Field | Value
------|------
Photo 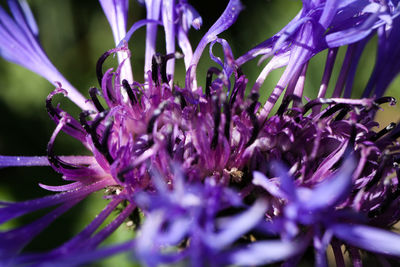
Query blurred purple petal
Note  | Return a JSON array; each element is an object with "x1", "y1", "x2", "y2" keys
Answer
[
  {"x1": 230, "y1": 239, "x2": 305, "y2": 266},
  {"x1": 332, "y1": 223, "x2": 400, "y2": 256}
]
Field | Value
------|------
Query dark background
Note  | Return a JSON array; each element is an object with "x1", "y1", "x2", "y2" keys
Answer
[{"x1": 0, "y1": 0, "x2": 399, "y2": 266}]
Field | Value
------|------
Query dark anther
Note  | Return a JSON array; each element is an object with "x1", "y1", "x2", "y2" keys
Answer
[
  {"x1": 47, "y1": 146, "x2": 80, "y2": 170},
  {"x1": 173, "y1": 87, "x2": 187, "y2": 109},
  {"x1": 166, "y1": 131, "x2": 174, "y2": 157},
  {"x1": 246, "y1": 93, "x2": 260, "y2": 147},
  {"x1": 96, "y1": 50, "x2": 113, "y2": 86},
  {"x1": 321, "y1": 103, "x2": 351, "y2": 119},
  {"x1": 224, "y1": 101, "x2": 231, "y2": 140},
  {"x1": 388, "y1": 124, "x2": 400, "y2": 140},
  {"x1": 151, "y1": 53, "x2": 176, "y2": 85},
  {"x1": 47, "y1": 134, "x2": 79, "y2": 170},
  {"x1": 80, "y1": 110, "x2": 114, "y2": 164},
  {"x1": 179, "y1": 92, "x2": 187, "y2": 109},
  {"x1": 345, "y1": 124, "x2": 357, "y2": 156},
  {"x1": 48, "y1": 155, "x2": 80, "y2": 170},
  {"x1": 205, "y1": 67, "x2": 222, "y2": 98},
  {"x1": 46, "y1": 94, "x2": 61, "y2": 119},
  {"x1": 365, "y1": 154, "x2": 389, "y2": 191},
  {"x1": 129, "y1": 207, "x2": 142, "y2": 231},
  {"x1": 303, "y1": 98, "x2": 335, "y2": 114},
  {"x1": 93, "y1": 112, "x2": 114, "y2": 164},
  {"x1": 230, "y1": 85, "x2": 239, "y2": 107},
  {"x1": 117, "y1": 165, "x2": 135, "y2": 182},
  {"x1": 147, "y1": 106, "x2": 165, "y2": 134},
  {"x1": 152, "y1": 53, "x2": 163, "y2": 85},
  {"x1": 79, "y1": 110, "x2": 95, "y2": 133},
  {"x1": 211, "y1": 96, "x2": 221, "y2": 150},
  {"x1": 374, "y1": 96, "x2": 397, "y2": 106},
  {"x1": 277, "y1": 95, "x2": 302, "y2": 116},
  {"x1": 101, "y1": 118, "x2": 114, "y2": 154},
  {"x1": 122, "y1": 79, "x2": 137, "y2": 106},
  {"x1": 237, "y1": 67, "x2": 244, "y2": 78},
  {"x1": 334, "y1": 125, "x2": 357, "y2": 171},
  {"x1": 371, "y1": 122, "x2": 396, "y2": 141},
  {"x1": 333, "y1": 105, "x2": 352, "y2": 121},
  {"x1": 368, "y1": 187, "x2": 400, "y2": 218},
  {"x1": 46, "y1": 94, "x2": 86, "y2": 136},
  {"x1": 89, "y1": 87, "x2": 105, "y2": 112},
  {"x1": 161, "y1": 53, "x2": 175, "y2": 83}
]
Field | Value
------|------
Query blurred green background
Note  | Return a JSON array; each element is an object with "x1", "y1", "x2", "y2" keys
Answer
[{"x1": 1, "y1": 0, "x2": 400, "y2": 266}]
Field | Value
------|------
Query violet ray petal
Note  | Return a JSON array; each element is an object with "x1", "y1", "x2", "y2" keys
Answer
[
  {"x1": 144, "y1": 0, "x2": 162, "y2": 73},
  {"x1": 332, "y1": 223, "x2": 400, "y2": 256},
  {"x1": 16, "y1": 199, "x2": 123, "y2": 265},
  {"x1": 206, "y1": 199, "x2": 268, "y2": 249},
  {"x1": 301, "y1": 157, "x2": 355, "y2": 211},
  {"x1": 252, "y1": 171, "x2": 287, "y2": 199},
  {"x1": 99, "y1": 0, "x2": 133, "y2": 82},
  {"x1": 86, "y1": 203, "x2": 135, "y2": 249},
  {"x1": 162, "y1": 0, "x2": 175, "y2": 78},
  {"x1": 49, "y1": 198, "x2": 122, "y2": 257},
  {"x1": 38, "y1": 182, "x2": 86, "y2": 192},
  {"x1": 179, "y1": 1, "x2": 202, "y2": 31},
  {"x1": 0, "y1": 155, "x2": 95, "y2": 169},
  {"x1": 27, "y1": 240, "x2": 135, "y2": 267},
  {"x1": 0, "y1": 1, "x2": 93, "y2": 111},
  {"x1": 0, "y1": 156, "x2": 49, "y2": 168},
  {"x1": 270, "y1": 162, "x2": 297, "y2": 201},
  {"x1": 229, "y1": 238, "x2": 306, "y2": 266},
  {"x1": 99, "y1": 0, "x2": 128, "y2": 44},
  {"x1": 0, "y1": 179, "x2": 111, "y2": 224},
  {"x1": 0, "y1": 198, "x2": 81, "y2": 261},
  {"x1": 190, "y1": 0, "x2": 243, "y2": 68},
  {"x1": 209, "y1": 38, "x2": 235, "y2": 90},
  {"x1": 9, "y1": 0, "x2": 38, "y2": 36},
  {"x1": 118, "y1": 19, "x2": 161, "y2": 47},
  {"x1": 318, "y1": 0, "x2": 341, "y2": 29},
  {"x1": 156, "y1": 217, "x2": 192, "y2": 246}
]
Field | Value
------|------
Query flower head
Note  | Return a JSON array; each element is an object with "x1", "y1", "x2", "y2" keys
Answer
[{"x1": 2, "y1": 0, "x2": 400, "y2": 266}]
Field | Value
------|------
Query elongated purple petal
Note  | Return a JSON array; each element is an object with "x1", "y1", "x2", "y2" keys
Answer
[
  {"x1": 190, "y1": 0, "x2": 243, "y2": 84},
  {"x1": 0, "y1": 179, "x2": 111, "y2": 224},
  {"x1": 99, "y1": 0, "x2": 133, "y2": 82},
  {"x1": 0, "y1": 0, "x2": 93, "y2": 111},
  {"x1": 0, "y1": 156, "x2": 95, "y2": 169},
  {"x1": 332, "y1": 223, "x2": 400, "y2": 256},
  {"x1": 229, "y1": 239, "x2": 305, "y2": 266},
  {"x1": 302, "y1": 158, "x2": 355, "y2": 211},
  {"x1": 207, "y1": 200, "x2": 268, "y2": 249},
  {"x1": 0, "y1": 198, "x2": 81, "y2": 260}
]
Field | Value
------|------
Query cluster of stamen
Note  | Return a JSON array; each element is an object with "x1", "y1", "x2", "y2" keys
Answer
[{"x1": 45, "y1": 50, "x2": 400, "y2": 231}]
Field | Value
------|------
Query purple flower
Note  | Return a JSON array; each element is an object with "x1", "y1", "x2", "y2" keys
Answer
[{"x1": 2, "y1": 0, "x2": 400, "y2": 266}]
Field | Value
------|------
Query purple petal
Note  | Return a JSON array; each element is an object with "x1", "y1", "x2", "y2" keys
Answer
[
  {"x1": 85, "y1": 203, "x2": 135, "y2": 249},
  {"x1": 20, "y1": 240, "x2": 135, "y2": 266},
  {"x1": 0, "y1": 155, "x2": 94, "y2": 169},
  {"x1": 144, "y1": 0, "x2": 162, "y2": 73},
  {"x1": 0, "y1": 179, "x2": 111, "y2": 224},
  {"x1": 99, "y1": 0, "x2": 128, "y2": 44},
  {"x1": 252, "y1": 171, "x2": 287, "y2": 199},
  {"x1": 0, "y1": 1, "x2": 93, "y2": 111},
  {"x1": 162, "y1": 0, "x2": 176, "y2": 79},
  {"x1": 99, "y1": 0, "x2": 133, "y2": 82},
  {"x1": 0, "y1": 156, "x2": 49, "y2": 168},
  {"x1": 229, "y1": 238, "x2": 305, "y2": 266},
  {"x1": 332, "y1": 223, "x2": 400, "y2": 256},
  {"x1": 270, "y1": 162, "x2": 297, "y2": 201},
  {"x1": 302, "y1": 157, "x2": 355, "y2": 211},
  {"x1": 0, "y1": 198, "x2": 81, "y2": 260},
  {"x1": 190, "y1": 0, "x2": 243, "y2": 69},
  {"x1": 207, "y1": 200, "x2": 268, "y2": 249}
]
